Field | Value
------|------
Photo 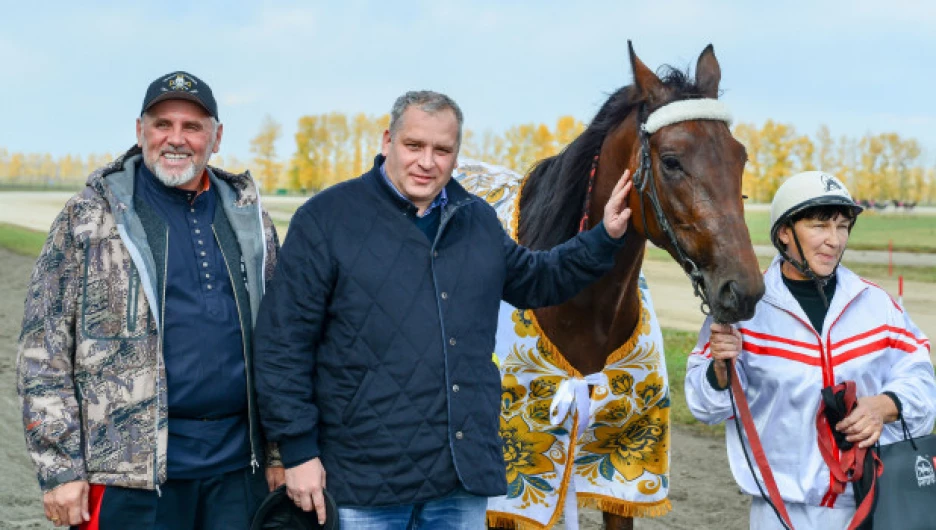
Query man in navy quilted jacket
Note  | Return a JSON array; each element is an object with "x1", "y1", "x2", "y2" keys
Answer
[{"x1": 253, "y1": 91, "x2": 634, "y2": 529}]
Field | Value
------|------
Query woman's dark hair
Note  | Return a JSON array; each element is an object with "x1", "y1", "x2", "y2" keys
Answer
[{"x1": 789, "y1": 204, "x2": 858, "y2": 225}]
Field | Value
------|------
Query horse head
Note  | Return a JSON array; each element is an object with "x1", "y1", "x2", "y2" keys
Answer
[{"x1": 617, "y1": 42, "x2": 765, "y2": 323}]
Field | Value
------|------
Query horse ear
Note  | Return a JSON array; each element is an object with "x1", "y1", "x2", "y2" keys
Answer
[
  {"x1": 628, "y1": 41, "x2": 664, "y2": 104},
  {"x1": 695, "y1": 44, "x2": 721, "y2": 98}
]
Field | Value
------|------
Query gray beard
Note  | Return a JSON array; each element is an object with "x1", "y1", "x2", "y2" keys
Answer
[{"x1": 150, "y1": 159, "x2": 197, "y2": 188}]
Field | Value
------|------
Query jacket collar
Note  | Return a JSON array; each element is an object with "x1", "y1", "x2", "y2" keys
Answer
[
  {"x1": 88, "y1": 145, "x2": 260, "y2": 210},
  {"x1": 367, "y1": 154, "x2": 476, "y2": 213},
  {"x1": 762, "y1": 254, "x2": 869, "y2": 335}
]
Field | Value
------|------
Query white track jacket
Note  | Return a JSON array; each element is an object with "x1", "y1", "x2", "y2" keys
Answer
[{"x1": 685, "y1": 256, "x2": 936, "y2": 508}]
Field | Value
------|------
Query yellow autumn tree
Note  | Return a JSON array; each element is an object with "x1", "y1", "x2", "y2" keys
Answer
[
  {"x1": 554, "y1": 115, "x2": 585, "y2": 150},
  {"x1": 249, "y1": 115, "x2": 283, "y2": 193}
]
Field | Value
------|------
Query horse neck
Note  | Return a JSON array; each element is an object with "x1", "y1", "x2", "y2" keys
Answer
[{"x1": 533, "y1": 122, "x2": 648, "y2": 375}]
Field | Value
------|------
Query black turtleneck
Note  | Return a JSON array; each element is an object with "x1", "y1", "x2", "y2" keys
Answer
[{"x1": 782, "y1": 274, "x2": 837, "y2": 335}]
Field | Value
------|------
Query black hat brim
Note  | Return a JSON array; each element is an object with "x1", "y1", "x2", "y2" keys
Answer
[{"x1": 250, "y1": 485, "x2": 339, "y2": 530}]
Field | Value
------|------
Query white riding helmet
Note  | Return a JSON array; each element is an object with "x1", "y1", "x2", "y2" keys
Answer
[{"x1": 769, "y1": 171, "x2": 863, "y2": 252}]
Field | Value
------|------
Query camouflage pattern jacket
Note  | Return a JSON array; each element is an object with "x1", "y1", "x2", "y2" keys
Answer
[{"x1": 17, "y1": 147, "x2": 280, "y2": 492}]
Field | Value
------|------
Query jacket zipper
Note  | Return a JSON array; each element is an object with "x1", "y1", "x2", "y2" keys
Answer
[
  {"x1": 818, "y1": 295, "x2": 861, "y2": 507},
  {"x1": 155, "y1": 230, "x2": 169, "y2": 497},
  {"x1": 213, "y1": 225, "x2": 259, "y2": 472}
]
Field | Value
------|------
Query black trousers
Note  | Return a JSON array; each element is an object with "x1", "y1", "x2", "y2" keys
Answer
[{"x1": 73, "y1": 466, "x2": 268, "y2": 530}]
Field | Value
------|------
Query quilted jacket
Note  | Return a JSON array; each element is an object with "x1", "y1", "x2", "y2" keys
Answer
[
  {"x1": 17, "y1": 147, "x2": 280, "y2": 492},
  {"x1": 254, "y1": 155, "x2": 626, "y2": 507}
]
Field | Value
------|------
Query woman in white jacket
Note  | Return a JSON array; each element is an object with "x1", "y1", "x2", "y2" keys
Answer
[{"x1": 685, "y1": 171, "x2": 936, "y2": 529}]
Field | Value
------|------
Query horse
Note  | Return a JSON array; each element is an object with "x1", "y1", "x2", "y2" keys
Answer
[{"x1": 459, "y1": 42, "x2": 765, "y2": 529}]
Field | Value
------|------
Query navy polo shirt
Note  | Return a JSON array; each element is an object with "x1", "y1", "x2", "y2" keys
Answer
[{"x1": 136, "y1": 164, "x2": 250, "y2": 479}]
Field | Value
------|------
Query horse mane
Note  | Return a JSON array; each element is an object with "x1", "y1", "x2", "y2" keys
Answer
[{"x1": 518, "y1": 67, "x2": 708, "y2": 250}]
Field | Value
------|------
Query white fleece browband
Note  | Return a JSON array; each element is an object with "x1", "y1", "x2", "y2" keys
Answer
[{"x1": 642, "y1": 99, "x2": 732, "y2": 134}]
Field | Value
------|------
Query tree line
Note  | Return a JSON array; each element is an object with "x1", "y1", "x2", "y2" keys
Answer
[{"x1": 3, "y1": 116, "x2": 935, "y2": 204}]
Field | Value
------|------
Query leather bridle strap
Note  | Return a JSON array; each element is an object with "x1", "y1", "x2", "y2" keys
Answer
[{"x1": 728, "y1": 358, "x2": 795, "y2": 528}]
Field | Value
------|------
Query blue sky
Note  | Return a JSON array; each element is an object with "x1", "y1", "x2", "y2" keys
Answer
[{"x1": 3, "y1": 0, "x2": 935, "y2": 167}]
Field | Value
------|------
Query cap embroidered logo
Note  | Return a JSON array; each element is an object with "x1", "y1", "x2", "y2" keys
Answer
[{"x1": 164, "y1": 73, "x2": 196, "y2": 93}]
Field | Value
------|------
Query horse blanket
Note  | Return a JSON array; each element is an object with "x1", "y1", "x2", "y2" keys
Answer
[{"x1": 454, "y1": 159, "x2": 672, "y2": 529}]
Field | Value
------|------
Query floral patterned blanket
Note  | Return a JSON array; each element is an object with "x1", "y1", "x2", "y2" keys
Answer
[{"x1": 454, "y1": 158, "x2": 672, "y2": 529}]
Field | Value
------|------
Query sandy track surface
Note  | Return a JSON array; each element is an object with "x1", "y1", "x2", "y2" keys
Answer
[
  {"x1": 0, "y1": 248, "x2": 749, "y2": 529},
  {"x1": 1, "y1": 191, "x2": 934, "y2": 528}
]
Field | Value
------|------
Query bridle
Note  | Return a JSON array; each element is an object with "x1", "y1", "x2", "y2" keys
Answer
[{"x1": 579, "y1": 97, "x2": 733, "y2": 316}]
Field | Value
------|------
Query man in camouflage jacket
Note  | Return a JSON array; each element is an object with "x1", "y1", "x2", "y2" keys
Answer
[{"x1": 17, "y1": 71, "x2": 281, "y2": 529}]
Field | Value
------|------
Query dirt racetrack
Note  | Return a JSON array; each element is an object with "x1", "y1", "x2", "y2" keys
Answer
[
  {"x1": 2, "y1": 191, "x2": 934, "y2": 528},
  {"x1": 0, "y1": 249, "x2": 748, "y2": 529}
]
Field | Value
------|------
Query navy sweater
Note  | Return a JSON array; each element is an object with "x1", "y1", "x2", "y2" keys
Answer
[{"x1": 254, "y1": 156, "x2": 625, "y2": 507}]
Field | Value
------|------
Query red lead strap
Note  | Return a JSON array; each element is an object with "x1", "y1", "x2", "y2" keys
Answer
[
  {"x1": 732, "y1": 372, "x2": 883, "y2": 530},
  {"x1": 815, "y1": 381, "x2": 883, "y2": 530},
  {"x1": 728, "y1": 358, "x2": 795, "y2": 528}
]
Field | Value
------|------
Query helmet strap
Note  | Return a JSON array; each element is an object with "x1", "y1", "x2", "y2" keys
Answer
[{"x1": 781, "y1": 221, "x2": 834, "y2": 310}]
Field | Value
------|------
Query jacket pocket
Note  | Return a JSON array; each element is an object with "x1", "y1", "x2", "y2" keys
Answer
[
  {"x1": 341, "y1": 369, "x2": 377, "y2": 424},
  {"x1": 80, "y1": 247, "x2": 150, "y2": 341},
  {"x1": 77, "y1": 367, "x2": 155, "y2": 476}
]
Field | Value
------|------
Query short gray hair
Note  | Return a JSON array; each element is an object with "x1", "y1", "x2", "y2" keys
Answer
[{"x1": 389, "y1": 90, "x2": 464, "y2": 145}]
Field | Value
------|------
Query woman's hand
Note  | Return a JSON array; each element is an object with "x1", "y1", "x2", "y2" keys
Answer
[{"x1": 709, "y1": 323, "x2": 742, "y2": 389}]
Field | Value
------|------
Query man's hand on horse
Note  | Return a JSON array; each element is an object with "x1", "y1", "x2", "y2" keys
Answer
[
  {"x1": 602, "y1": 169, "x2": 634, "y2": 239},
  {"x1": 709, "y1": 323, "x2": 742, "y2": 389},
  {"x1": 286, "y1": 457, "x2": 328, "y2": 525}
]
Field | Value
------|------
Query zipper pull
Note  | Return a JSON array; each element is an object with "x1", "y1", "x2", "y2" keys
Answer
[
  {"x1": 250, "y1": 455, "x2": 259, "y2": 474},
  {"x1": 240, "y1": 259, "x2": 249, "y2": 287},
  {"x1": 155, "y1": 484, "x2": 162, "y2": 497}
]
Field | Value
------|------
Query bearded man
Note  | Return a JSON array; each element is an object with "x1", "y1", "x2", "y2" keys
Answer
[{"x1": 17, "y1": 71, "x2": 283, "y2": 529}]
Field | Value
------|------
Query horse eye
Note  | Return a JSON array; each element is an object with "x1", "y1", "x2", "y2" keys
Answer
[{"x1": 661, "y1": 155, "x2": 681, "y2": 172}]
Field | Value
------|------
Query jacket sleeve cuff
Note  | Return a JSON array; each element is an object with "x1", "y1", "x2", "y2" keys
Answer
[
  {"x1": 40, "y1": 468, "x2": 86, "y2": 493},
  {"x1": 595, "y1": 220, "x2": 627, "y2": 247},
  {"x1": 278, "y1": 431, "x2": 320, "y2": 469},
  {"x1": 265, "y1": 441, "x2": 283, "y2": 468},
  {"x1": 706, "y1": 360, "x2": 729, "y2": 391}
]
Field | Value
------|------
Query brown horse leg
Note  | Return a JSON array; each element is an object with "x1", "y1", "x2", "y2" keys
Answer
[{"x1": 602, "y1": 513, "x2": 634, "y2": 530}]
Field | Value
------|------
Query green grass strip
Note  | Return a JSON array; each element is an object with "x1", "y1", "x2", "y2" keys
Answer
[{"x1": 0, "y1": 223, "x2": 46, "y2": 257}]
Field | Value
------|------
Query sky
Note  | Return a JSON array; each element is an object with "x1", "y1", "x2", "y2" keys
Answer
[{"x1": 3, "y1": 0, "x2": 936, "y2": 168}]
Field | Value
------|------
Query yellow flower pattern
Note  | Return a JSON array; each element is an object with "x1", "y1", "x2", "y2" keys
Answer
[
  {"x1": 501, "y1": 415, "x2": 557, "y2": 487},
  {"x1": 608, "y1": 371, "x2": 635, "y2": 395},
  {"x1": 511, "y1": 309, "x2": 537, "y2": 338},
  {"x1": 636, "y1": 372, "x2": 664, "y2": 407},
  {"x1": 582, "y1": 407, "x2": 669, "y2": 482},
  {"x1": 453, "y1": 161, "x2": 671, "y2": 527}
]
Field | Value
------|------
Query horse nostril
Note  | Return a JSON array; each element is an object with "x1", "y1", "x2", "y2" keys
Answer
[{"x1": 719, "y1": 280, "x2": 741, "y2": 312}]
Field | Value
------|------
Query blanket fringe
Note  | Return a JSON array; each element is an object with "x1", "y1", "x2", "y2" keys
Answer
[
  {"x1": 486, "y1": 512, "x2": 521, "y2": 529},
  {"x1": 578, "y1": 495, "x2": 672, "y2": 518},
  {"x1": 487, "y1": 497, "x2": 672, "y2": 529}
]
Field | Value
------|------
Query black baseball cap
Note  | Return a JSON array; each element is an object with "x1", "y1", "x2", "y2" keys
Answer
[{"x1": 141, "y1": 71, "x2": 219, "y2": 120}]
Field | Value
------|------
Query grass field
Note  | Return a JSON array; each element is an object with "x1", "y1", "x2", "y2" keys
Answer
[
  {"x1": 645, "y1": 246, "x2": 936, "y2": 283},
  {"x1": 267, "y1": 203, "x2": 936, "y2": 253},
  {"x1": 745, "y1": 210, "x2": 936, "y2": 253},
  {"x1": 662, "y1": 328, "x2": 723, "y2": 433},
  {"x1": 0, "y1": 223, "x2": 46, "y2": 257}
]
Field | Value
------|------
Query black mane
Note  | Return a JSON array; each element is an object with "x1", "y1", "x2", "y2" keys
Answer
[{"x1": 518, "y1": 67, "x2": 707, "y2": 250}]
